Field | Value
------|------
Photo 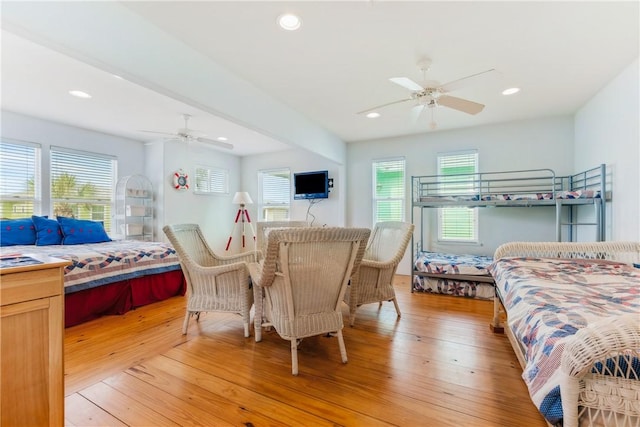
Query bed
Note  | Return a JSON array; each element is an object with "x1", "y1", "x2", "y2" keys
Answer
[
  {"x1": 412, "y1": 250, "x2": 495, "y2": 299},
  {"x1": 0, "y1": 240, "x2": 185, "y2": 327},
  {"x1": 410, "y1": 164, "x2": 607, "y2": 297},
  {"x1": 489, "y1": 241, "x2": 640, "y2": 427}
]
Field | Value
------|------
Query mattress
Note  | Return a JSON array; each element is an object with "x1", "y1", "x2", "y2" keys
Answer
[
  {"x1": 412, "y1": 275, "x2": 495, "y2": 299},
  {"x1": 414, "y1": 251, "x2": 493, "y2": 276},
  {"x1": 0, "y1": 240, "x2": 181, "y2": 294},
  {"x1": 489, "y1": 257, "x2": 640, "y2": 425}
]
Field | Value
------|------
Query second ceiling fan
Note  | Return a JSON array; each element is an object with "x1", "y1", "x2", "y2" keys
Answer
[{"x1": 358, "y1": 59, "x2": 497, "y2": 129}]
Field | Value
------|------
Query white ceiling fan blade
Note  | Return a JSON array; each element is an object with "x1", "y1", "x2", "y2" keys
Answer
[
  {"x1": 439, "y1": 69, "x2": 498, "y2": 93},
  {"x1": 357, "y1": 98, "x2": 412, "y2": 115},
  {"x1": 389, "y1": 77, "x2": 424, "y2": 91},
  {"x1": 437, "y1": 95, "x2": 485, "y2": 115},
  {"x1": 411, "y1": 104, "x2": 426, "y2": 123},
  {"x1": 195, "y1": 136, "x2": 234, "y2": 150}
]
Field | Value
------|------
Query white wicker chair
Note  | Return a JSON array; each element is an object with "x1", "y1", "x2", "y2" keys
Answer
[
  {"x1": 248, "y1": 227, "x2": 370, "y2": 375},
  {"x1": 163, "y1": 223, "x2": 258, "y2": 337},
  {"x1": 344, "y1": 221, "x2": 414, "y2": 326},
  {"x1": 255, "y1": 220, "x2": 309, "y2": 255}
]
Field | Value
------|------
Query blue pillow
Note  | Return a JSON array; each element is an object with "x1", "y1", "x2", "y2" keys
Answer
[
  {"x1": 57, "y1": 217, "x2": 111, "y2": 245},
  {"x1": 0, "y1": 218, "x2": 37, "y2": 246},
  {"x1": 32, "y1": 215, "x2": 63, "y2": 246}
]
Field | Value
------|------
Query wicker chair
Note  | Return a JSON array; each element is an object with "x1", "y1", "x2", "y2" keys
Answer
[
  {"x1": 248, "y1": 227, "x2": 370, "y2": 375},
  {"x1": 255, "y1": 220, "x2": 309, "y2": 255},
  {"x1": 344, "y1": 221, "x2": 414, "y2": 326},
  {"x1": 163, "y1": 223, "x2": 258, "y2": 337}
]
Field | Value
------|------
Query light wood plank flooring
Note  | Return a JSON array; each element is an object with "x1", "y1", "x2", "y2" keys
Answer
[{"x1": 64, "y1": 275, "x2": 547, "y2": 426}]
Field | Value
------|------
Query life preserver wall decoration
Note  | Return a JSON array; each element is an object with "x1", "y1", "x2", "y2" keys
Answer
[{"x1": 173, "y1": 170, "x2": 189, "y2": 190}]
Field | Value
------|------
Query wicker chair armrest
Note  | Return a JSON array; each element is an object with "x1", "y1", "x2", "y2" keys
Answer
[
  {"x1": 248, "y1": 261, "x2": 265, "y2": 287},
  {"x1": 188, "y1": 260, "x2": 249, "y2": 277},
  {"x1": 214, "y1": 250, "x2": 260, "y2": 265},
  {"x1": 561, "y1": 313, "x2": 640, "y2": 378},
  {"x1": 360, "y1": 258, "x2": 396, "y2": 270}
]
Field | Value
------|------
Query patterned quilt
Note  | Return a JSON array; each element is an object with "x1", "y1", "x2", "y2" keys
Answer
[
  {"x1": 414, "y1": 251, "x2": 493, "y2": 276},
  {"x1": 489, "y1": 257, "x2": 640, "y2": 425},
  {"x1": 419, "y1": 189, "x2": 600, "y2": 203},
  {"x1": 0, "y1": 240, "x2": 181, "y2": 294}
]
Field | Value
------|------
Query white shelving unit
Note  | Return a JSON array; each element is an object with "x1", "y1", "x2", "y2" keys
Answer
[{"x1": 114, "y1": 174, "x2": 154, "y2": 241}]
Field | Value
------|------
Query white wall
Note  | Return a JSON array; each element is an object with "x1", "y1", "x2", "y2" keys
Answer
[
  {"x1": 241, "y1": 148, "x2": 345, "y2": 227},
  {"x1": 1, "y1": 110, "x2": 145, "y2": 215},
  {"x1": 574, "y1": 58, "x2": 640, "y2": 241},
  {"x1": 348, "y1": 116, "x2": 575, "y2": 273},
  {"x1": 146, "y1": 139, "x2": 244, "y2": 253}
]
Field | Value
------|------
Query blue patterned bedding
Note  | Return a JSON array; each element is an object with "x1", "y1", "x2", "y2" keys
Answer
[
  {"x1": 0, "y1": 240, "x2": 181, "y2": 294},
  {"x1": 419, "y1": 189, "x2": 600, "y2": 203},
  {"x1": 489, "y1": 257, "x2": 640, "y2": 425},
  {"x1": 414, "y1": 251, "x2": 493, "y2": 275}
]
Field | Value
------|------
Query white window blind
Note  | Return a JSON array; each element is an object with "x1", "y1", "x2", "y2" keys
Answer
[
  {"x1": 0, "y1": 139, "x2": 41, "y2": 217},
  {"x1": 437, "y1": 151, "x2": 478, "y2": 242},
  {"x1": 50, "y1": 146, "x2": 116, "y2": 230},
  {"x1": 372, "y1": 157, "x2": 405, "y2": 223},
  {"x1": 194, "y1": 165, "x2": 228, "y2": 195},
  {"x1": 258, "y1": 168, "x2": 290, "y2": 220}
]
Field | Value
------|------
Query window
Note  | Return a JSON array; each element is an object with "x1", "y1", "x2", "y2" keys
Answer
[
  {"x1": 258, "y1": 168, "x2": 290, "y2": 220},
  {"x1": 372, "y1": 157, "x2": 405, "y2": 223},
  {"x1": 50, "y1": 146, "x2": 116, "y2": 231},
  {"x1": 0, "y1": 139, "x2": 41, "y2": 218},
  {"x1": 437, "y1": 150, "x2": 478, "y2": 242},
  {"x1": 194, "y1": 165, "x2": 228, "y2": 195}
]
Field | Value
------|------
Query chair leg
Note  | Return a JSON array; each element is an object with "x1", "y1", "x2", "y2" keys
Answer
[
  {"x1": 243, "y1": 322, "x2": 250, "y2": 338},
  {"x1": 182, "y1": 311, "x2": 191, "y2": 335},
  {"x1": 337, "y1": 329, "x2": 348, "y2": 364},
  {"x1": 291, "y1": 339, "x2": 299, "y2": 375},
  {"x1": 391, "y1": 297, "x2": 401, "y2": 318},
  {"x1": 349, "y1": 308, "x2": 356, "y2": 327}
]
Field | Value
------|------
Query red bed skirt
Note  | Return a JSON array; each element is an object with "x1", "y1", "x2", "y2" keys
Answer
[{"x1": 64, "y1": 270, "x2": 186, "y2": 327}]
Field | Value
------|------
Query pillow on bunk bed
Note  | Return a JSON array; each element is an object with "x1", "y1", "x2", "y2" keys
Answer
[
  {"x1": 57, "y1": 216, "x2": 111, "y2": 245},
  {"x1": 32, "y1": 215, "x2": 63, "y2": 246},
  {"x1": 0, "y1": 217, "x2": 37, "y2": 246}
]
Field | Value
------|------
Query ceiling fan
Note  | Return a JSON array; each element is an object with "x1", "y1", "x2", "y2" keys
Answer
[
  {"x1": 358, "y1": 59, "x2": 497, "y2": 129},
  {"x1": 139, "y1": 114, "x2": 233, "y2": 150}
]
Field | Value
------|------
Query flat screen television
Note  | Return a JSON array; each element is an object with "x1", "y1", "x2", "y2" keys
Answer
[{"x1": 293, "y1": 170, "x2": 329, "y2": 200}]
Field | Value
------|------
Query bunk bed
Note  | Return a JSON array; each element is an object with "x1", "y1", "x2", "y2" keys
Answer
[{"x1": 411, "y1": 164, "x2": 607, "y2": 295}]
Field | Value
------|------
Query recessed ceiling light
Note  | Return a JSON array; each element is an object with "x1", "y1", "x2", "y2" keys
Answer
[
  {"x1": 217, "y1": 136, "x2": 228, "y2": 141},
  {"x1": 366, "y1": 112, "x2": 381, "y2": 119},
  {"x1": 278, "y1": 13, "x2": 302, "y2": 31},
  {"x1": 68, "y1": 90, "x2": 92, "y2": 99},
  {"x1": 502, "y1": 87, "x2": 521, "y2": 95}
]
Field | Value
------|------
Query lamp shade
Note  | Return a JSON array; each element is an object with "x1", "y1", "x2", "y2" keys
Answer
[{"x1": 232, "y1": 191, "x2": 253, "y2": 205}]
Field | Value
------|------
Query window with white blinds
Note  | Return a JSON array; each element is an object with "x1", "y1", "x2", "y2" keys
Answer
[
  {"x1": 258, "y1": 168, "x2": 290, "y2": 220},
  {"x1": 50, "y1": 146, "x2": 116, "y2": 230},
  {"x1": 372, "y1": 157, "x2": 405, "y2": 223},
  {"x1": 194, "y1": 165, "x2": 228, "y2": 195},
  {"x1": 437, "y1": 150, "x2": 478, "y2": 242},
  {"x1": 0, "y1": 139, "x2": 41, "y2": 218}
]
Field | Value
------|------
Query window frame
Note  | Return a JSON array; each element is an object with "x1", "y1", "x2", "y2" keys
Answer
[
  {"x1": 193, "y1": 164, "x2": 229, "y2": 195},
  {"x1": 258, "y1": 168, "x2": 291, "y2": 221},
  {"x1": 49, "y1": 145, "x2": 117, "y2": 231},
  {"x1": 372, "y1": 157, "x2": 406, "y2": 224},
  {"x1": 0, "y1": 138, "x2": 42, "y2": 218},
  {"x1": 436, "y1": 150, "x2": 479, "y2": 243}
]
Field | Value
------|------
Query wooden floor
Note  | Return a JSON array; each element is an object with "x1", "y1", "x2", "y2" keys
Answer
[{"x1": 64, "y1": 275, "x2": 547, "y2": 427}]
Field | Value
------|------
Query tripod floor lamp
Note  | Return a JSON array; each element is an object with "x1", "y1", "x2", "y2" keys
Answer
[{"x1": 225, "y1": 191, "x2": 257, "y2": 253}]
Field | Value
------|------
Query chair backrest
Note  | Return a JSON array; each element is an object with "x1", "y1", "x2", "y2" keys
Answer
[
  {"x1": 364, "y1": 221, "x2": 415, "y2": 263},
  {"x1": 260, "y1": 227, "x2": 370, "y2": 315},
  {"x1": 255, "y1": 221, "x2": 309, "y2": 255},
  {"x1": 163, "y1": 223, "x2": 218, "y2": 268}
]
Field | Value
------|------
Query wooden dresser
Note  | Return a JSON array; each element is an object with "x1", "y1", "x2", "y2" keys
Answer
[{"x1": 0, "y1": 254, "x2": 69, "y2": 427}]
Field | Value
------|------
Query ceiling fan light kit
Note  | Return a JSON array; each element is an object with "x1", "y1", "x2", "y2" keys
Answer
[{"x1": 359, "y1": 58, "x2": 497, "y2": 129}]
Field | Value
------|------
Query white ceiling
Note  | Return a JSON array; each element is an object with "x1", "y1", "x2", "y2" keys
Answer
[{"x1": 1, "y1": 1, "x2": 639, "y2": 156}]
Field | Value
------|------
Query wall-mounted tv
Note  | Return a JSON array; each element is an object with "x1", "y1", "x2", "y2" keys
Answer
[{"x1": 293, "y1": 170, "x2": 329, "y2": 200}]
